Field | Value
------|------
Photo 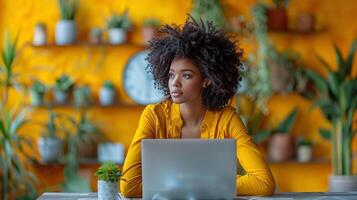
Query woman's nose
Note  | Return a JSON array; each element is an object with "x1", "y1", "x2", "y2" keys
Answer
[{"x1": 172, "y1": 75, "x2": 181, "y2": 87}]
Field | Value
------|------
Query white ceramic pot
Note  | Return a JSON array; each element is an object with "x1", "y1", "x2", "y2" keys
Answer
[
  {"x1": 297, "y1": 145, "x2": 312, "y2": 162},
  {"x1": 329, "y1": 175, "x2": 357, "y2": 192},
  {"x1": 38, "y1": 137, "x2": 63, "y2": 163},
  {"x1": 55, "y1": 20, "x2": 77, "y2": 45},
  {"x1": 30, "y1": 91, "x2": 45, "y2": 106},
  {"x1": 33, "y1": 24, "x2": 47, "y2": 46},
  {"x1": 108, "y1": 28, "x2": 126, "y2": 44},
  {"x1": 99, "y1": 87, "x2": 116, "y2": 106},
  {"x1": 54, "y1": 90, "x2": 68, "y2": 105},
  {"x1": 98, "y1": 180, "x2": 119, "y2": 200}
]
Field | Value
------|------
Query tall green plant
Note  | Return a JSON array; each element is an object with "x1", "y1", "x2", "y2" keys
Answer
[
  {"x1": 0, "y1": 32, "x2": 37, "y2": 200},
  {"x1": 307, "y1": 39, "x2": 357, "y2": 176},
  {"x1": 57, "y1": 0, "x2": 79, "y2": 20}
]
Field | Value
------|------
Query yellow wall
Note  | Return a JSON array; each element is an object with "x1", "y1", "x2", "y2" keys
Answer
[{"x1": 1, "y1": 0, "x2": 357, "y2": 193}]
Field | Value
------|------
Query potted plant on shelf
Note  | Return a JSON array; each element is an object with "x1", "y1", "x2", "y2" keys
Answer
[
  {"x1": 99, "y1": 80, "x2": 116, "y2": 106},
  {"x1": 55, "y1": 0, "x2": 79, "y2": 45},
  {"x1": 30, "y1": 80, "x2": 46, "y2": 106},
  {"x1": 307, "y1": 39, "x2": 357, "y2": 191},
  {"x1": 106, "y1": 10, "x2": 131, "y2": 45},
  {"x1": 38, "y1": 110, "x2": 63, "y2": 163},
  {"x1": 73, "y1": 85, "x2": 92, "y2": 107},
  {"x1": 53, "y1": 74, "x2": 74, "y2": 105},
  {"x1": 296, "y1": 138, "x2": 313, "y2": 163},
  {"x1": 255, "y1": 108, "x2": 298, "y2": 162},
  {"x1": 142, "y1": 18, "x2": 160, "y2": 46},
  {"x1": 266, "y1": 0, "x2": 289, "y2": 31},
  {"x1": 33, "y1": 22, "x2": 47, "y2": 46},
  {"x1": 95, "y1": 162, "x2": 122, "y2": 200},
  {"x1": 89, "y1": 27, "x2": 103, "y2": 44}
]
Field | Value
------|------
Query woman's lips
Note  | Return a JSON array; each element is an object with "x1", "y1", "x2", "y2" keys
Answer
[{"x1": 171, "y1": 91, "x2": 183, "y2": 97}]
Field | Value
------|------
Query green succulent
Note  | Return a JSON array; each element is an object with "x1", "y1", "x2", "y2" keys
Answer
[
  {"x1": 95, "y1": 162, "x2": 121, "y2": 182},
  {"x1": 143, "y1": 18, "x2": 160, "y2": 27},
  {"x1": 30, "y1": 80, "x2": 46, "y2": 94},
  {"x1": 106, "y1": 10, "x2": 131, "y2": 30},
  {"x1": 57, "y1": 0, "x2": 79, "y2": 20},
  {"x1": 54, "y1": 74, "x2": 74, "y2": 92},
  {"x1": 102, "y1": 81, "x2": 114, "y2": 89}
]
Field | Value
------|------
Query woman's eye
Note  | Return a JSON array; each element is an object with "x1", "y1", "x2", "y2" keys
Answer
[
  {"x1": 169, "y1": 73, "x2": 175, "y2": 79},
  {"x1": 183, "y1": 74, "x2": 192, "y2": 79}
]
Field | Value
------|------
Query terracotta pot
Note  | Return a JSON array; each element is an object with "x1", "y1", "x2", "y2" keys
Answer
[
  {"x1": 268, "y1": 60, "x2": 293, "y2": 94},
  {"x1": 142, "y1": 26, "x2": 158, "y2": 46},
  {"x1": 269, "y1": 133, "x2": 294, "y2": 162},
  {"x1": 77, "y1": 139, "x2": 97, "y2": 158},
  {"x1": 266, "y1": 8, "x2": 288, "y2": 31},
  {"x1": 296, "y1": 13, "x2": 315, "y2": 32}
]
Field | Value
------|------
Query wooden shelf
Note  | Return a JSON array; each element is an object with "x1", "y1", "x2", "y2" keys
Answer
[
  {"x1": 30, "y1": 42, "x2": 146, "y2": 49},
  {"x1": 27, "y1": 102, "x2": 145, "y2": 110}
]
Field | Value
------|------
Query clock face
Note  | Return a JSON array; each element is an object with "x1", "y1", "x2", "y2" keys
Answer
[{"x1": 123, "y1": 50, "x2": 165, "y2": 105}]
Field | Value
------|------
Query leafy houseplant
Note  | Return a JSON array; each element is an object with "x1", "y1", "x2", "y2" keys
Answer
[
  {"x1": 55, "y1": 0, "x2": 79, "y2": 45},
  {"x1": 99, "y1": 81, "x2": 116, "y2": 106},
  {"x1": 1, "y1": 32, "x2": 37, "y2": 200},
  {"x1": 307, "y1": 39, "x2": 357, "y2": 191},
  {"x1": 54, "y1": 74, "x2": 74, "y2": 104},
  {"x1": 257, "y1": 108, "x2": 298, "y2": 162},
  {"x1": 38, "y1": 110, "x2": 63, "y2": 163},
  {"x1": 95, "y1": 162, "x2": 121, "y2": 200},
  {"x1": 106, "y1": 10, "x2": 131, "y2": 44},
  {"x1": 30, "y1": 80, "x2": 46, "y2": 106},
  {"x1": 73, "y1": 85, "x2": 92, "y2": 107}
]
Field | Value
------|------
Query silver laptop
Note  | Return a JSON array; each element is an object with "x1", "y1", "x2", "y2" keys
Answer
[{"x1": 142, "y1": 139, "x2": 237, "y2": 200}]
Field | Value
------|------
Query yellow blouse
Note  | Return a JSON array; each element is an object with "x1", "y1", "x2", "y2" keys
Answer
[{"x1": 120, "y1": 100, "x2": 275, "y2": 197}]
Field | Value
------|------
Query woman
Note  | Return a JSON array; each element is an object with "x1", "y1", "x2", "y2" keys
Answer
[{"x1": 120, "y1": 17, "x2": 275, "y2": 197}]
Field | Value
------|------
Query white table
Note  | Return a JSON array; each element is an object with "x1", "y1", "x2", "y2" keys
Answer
[{"x1": 37, "y1": 192, "x2": 357, "y2": 200}]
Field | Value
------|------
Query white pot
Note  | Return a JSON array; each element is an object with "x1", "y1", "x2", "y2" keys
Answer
[
  {"x1": 297, "y1": 145, "x2": 312, "y2": 162},
  {"x1": 30, "y1": 91, "x2": 45, "y2": 106},
  {"x1": 54, "y1": 90, "x2": 69, "y2": 105},
  {"x1": 38, "y1": 137, "x2": 63, "y2": 163},
  {"x1": 329, "y1": 175, "x2": 357, "y2": 192},
  {"x1": 99, "y1": 87, "x2": 116, "y2": 106},
  {"x1": 98, "y1": 180, "x2": 119, "y2": 200},
  {"x1": 108, "y1": 28, "x2": 126, "y2": 44},
  {"x1": 55, "y1": 20, "x2": 77, "y2": 45},
  {"x1": 33, "y1": 24, "x2": 47, "y2": 46}
]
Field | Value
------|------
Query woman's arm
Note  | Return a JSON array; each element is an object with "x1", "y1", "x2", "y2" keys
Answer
[
  {"x1": 229, "y1": 113, "x2": 276, "y2": 196},
  {"x1": 120, "y1": 105, "x2": 156, "y2": 197}
]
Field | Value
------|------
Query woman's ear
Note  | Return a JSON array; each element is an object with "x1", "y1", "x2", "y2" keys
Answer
[{"x1": 203, "y1": 79, "x2": 212, "y2": 88}]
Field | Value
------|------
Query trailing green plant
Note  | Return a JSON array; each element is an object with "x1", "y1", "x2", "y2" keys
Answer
[
  {"x1": 54, "y1": 74, "x2": 74, "y2": 92},
  {"x1": 190, "y1": 0, "x2": 227, "y2": 29},
  {"x1": 143, "y1": 18, "x2": 160, "y2": 27},
  {"x1": 307, "y1": 39, "x2": 357, "y2": 176},
  {"x1": 57, "y1": 0, "x2": 79, "y2": 20},
  {"x1": 106, "y1": 10, "x2": 131, "y2": 30},
  {"x1": 41, "y1": 109, "x2": 59, "y2": 138},
  {"x1": 95, "y1": 162, "x2": 121, "y2": 182},
  {"x1": 254, "y1": 108, "x2": 298, "y2": 144}
]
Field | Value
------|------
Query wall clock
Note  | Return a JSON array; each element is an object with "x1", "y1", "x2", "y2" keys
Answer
[{"x1": 123, "y1": 50, "x2": 164, "y2": 105}]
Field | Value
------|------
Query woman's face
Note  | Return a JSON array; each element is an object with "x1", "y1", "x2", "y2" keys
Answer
[{"x1": 168, "y1": 57, "x2": 205, "y2": 104}]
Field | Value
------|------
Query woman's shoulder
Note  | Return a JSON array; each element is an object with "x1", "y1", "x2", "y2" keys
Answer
[
  {"x1": 144, "y1": 99, "x2": 172, "y2": 116},
  {"x1": 213, "y1": 105, "x2": 239, "y2": 117}
]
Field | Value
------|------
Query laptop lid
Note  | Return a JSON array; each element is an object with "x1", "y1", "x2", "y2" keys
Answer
[{"x1": 142, "y1": 139, "x2": 237, "y2": 200}]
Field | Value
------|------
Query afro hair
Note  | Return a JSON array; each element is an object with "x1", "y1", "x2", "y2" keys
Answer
[{"x1": 146, "y1": 17, "x2": 244, "y2": 110}]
